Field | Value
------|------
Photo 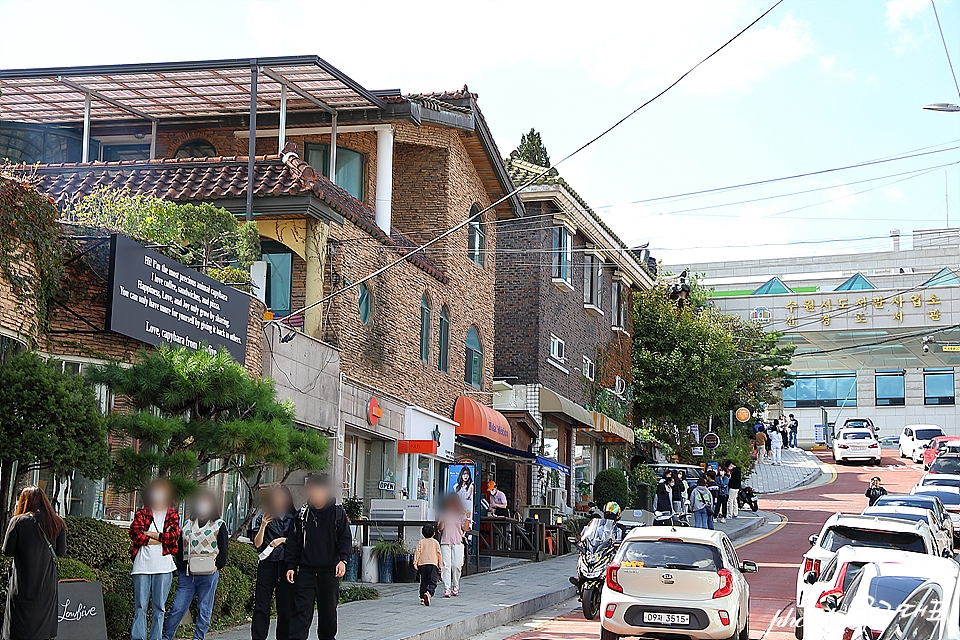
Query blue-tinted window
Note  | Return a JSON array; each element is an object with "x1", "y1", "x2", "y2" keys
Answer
[
  {"x1": 358, "y1": 283, "x2": 372, "y2": 325},
  {"x1": 752, "y1": 277, "x2": 790, "y2": 295},
  {"x1": 876, "y1": 370, "x2": 905, "y2": 406},
  {"x1": 783, "y1": 371, "x2": 857, "y2": 408},
  {"x1": 464, "y1": 326, "x2": 483, "y2": 388},
  {"x1": 924, "y1": 369, "x2": 955, "y2": 405},
  {"x1": 261, "y1": 240, "x2": 293, "y2": 316},
  {"x1": 835, "y1": 273, "x2": 875, "y2": 291},
  {"x1": 305, "y1": 143, "x2": 365, "y2": 200}
]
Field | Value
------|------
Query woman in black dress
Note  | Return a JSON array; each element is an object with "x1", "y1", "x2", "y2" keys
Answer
[{"x1": 2, "y1": 486, "x2": 66, "y2": 640}]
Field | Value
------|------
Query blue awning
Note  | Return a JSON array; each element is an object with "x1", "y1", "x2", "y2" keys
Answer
[
  {"x1": 536, "y1": 456, "x2": 571, "y2": 475},
  {"x1": 456, "y1": 435, "x2": 536, "y2": 462}
]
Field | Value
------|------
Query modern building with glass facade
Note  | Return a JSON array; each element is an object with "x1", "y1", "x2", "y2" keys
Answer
[{"x1": 668, "y1": 228, "x2": 960, "y2": 444}]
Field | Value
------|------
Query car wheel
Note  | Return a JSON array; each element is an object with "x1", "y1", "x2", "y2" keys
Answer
[
  {"x1": 900, "y1": 446, "x2": 906, "y2": 459},
  {"x1": 795, "y1": 616, "x2": 803, "y2": 640},
  {"x1": 739, "y1": 612, "x2": 750, "y2": 640},
  {"x1": 874, "y1": 458, "x2": 882, "y2": 466},
  {"x1": 600, "y1": 626, "x2": 620, "y2": 640}
]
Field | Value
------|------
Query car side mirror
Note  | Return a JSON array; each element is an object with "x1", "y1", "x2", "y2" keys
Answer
[
  {"x1": 803, "y1": 570, "x2": 818, "y2": 584},
  {"x1": 820, "y1": 594, "x2": 840, "y2": 612},
  {"x1": 740, "y1": 560, "x2": 759, "y2": 573},
  {"x1": 808, "y1": 534, "x2": 819, "y2": 545},
  {"x1": 943, "y1": 548, "x2": 952, "y2": 558}
]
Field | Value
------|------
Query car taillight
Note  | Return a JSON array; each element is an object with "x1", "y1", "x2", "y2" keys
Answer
[
  {"x1": 605, "y1": 604, "x2": 617, "y2": 619},
  {"x1": 842, "y1": 628, "x2": 855, "y2": 640},
  {"x1": 815, "y1": 588, "x2": 842, "y2": 609},
  {"x1": 814, "y1": 559, "x2": 821, "y2": 575},
  {"x1": 869, "y1": 443, "x2": 879, "y2": 448},
  {"x1": 719, "y1": 610, "x2": 731, "y2": 626},
  {"x1": 803, "y1": 558, "x2": 813, "y2": 573},
  {"x1": 838, "y1": 444, "x2": 849, "y2": 449},
  {"x1": 713, "y1": 568, "x2": 734, "y2": 598},
  {"x1": 606, "y1": 564, "x2": 623, "y2": 593}
]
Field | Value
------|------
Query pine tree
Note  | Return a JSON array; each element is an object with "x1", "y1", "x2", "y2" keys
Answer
[{"x1": 509, "y1": 128, "x2": 551, "y2": 167}]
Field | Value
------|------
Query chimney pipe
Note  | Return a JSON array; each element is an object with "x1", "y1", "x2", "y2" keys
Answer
[
  {"x1": 375, "y1": 126, "x2": 394, "y2": 234},
  {"x1": 890, "y1": 228, "x2": 901, "y2": 252}
]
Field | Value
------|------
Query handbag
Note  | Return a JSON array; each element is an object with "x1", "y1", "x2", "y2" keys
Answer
[{"x1": 185, "y1": 520, "x2": 220, "y2": 576}]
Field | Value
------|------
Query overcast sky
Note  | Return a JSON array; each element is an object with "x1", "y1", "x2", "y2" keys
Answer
[{"x1": 2, "y1": 0, "x2": 959, "y2": 264}]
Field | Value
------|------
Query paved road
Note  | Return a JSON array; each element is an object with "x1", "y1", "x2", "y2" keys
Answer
[{"x1": 499, "y1": 450, "x2": 924, "y2": 640}]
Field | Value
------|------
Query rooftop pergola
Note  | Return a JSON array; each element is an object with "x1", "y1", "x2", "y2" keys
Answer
[{"x1": 0, "y1": 56, "x2": 388, "y2": 218}]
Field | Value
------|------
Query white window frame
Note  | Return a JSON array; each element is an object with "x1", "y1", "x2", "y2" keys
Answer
[
  {"x1": 582, "y1": 356, "x2": 595, "y2": 381},
  {"x1": 611, "y1": 279, "x2": 629, "y2": 331},
  {"x1": 551, "y1": 225, "x2": 574, "y2": 291},
  {"x1": 550, "y1": 334, "x2": 566, "y2": 363},
  {"x1": 583, "y1": 250, "x2": 604, "y2": 316}
]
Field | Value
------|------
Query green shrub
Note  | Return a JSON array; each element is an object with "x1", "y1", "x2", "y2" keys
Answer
[
  {"x1": 593, "y1": 468, "x2": 630, "y2": 508},
  {"x1": 213, "y1": 565, "x2": 251, "y2": 620},
  {"x1": 57, "y1": 557, "x2": 98, "y2": 582},
  {"x1": 99, "y1": 563, "x2": 134, "y2": 640},
  {"x1": 710, "y1": 431, "x2": 754, "y2": 478},
  {"x1": 339, "y1": 584, "x2": 379, "y2": 604},
  {"x1": 64, "y1": 516, "x2": 129, "y2": 569},
  {"x1": 228, "y1": 540, "x2": 259, "y2": 579},
  {"x1": 628, "y1": 464, "x2": 658, "y2": 510}
]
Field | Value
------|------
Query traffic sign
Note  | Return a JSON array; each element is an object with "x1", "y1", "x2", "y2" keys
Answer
[
  {"x1": 692, "y1": 447, "x2": 704, "y2": 457},
  {"x1": 735, "y1": 407, "x2": 750, "y2": 422},
  {"x1": 703, "y1": 432, "x2": 721, "y2": 450}
]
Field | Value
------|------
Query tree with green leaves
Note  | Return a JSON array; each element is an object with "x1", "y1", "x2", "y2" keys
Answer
[
  {"x1": 87, "y1": 346, "x2": 329, "y2": 536},
  {"x1": 723, "y1": 315, "x2": 795, "y2": 412},
  {"x1": 508, "y1": 128, "x2": 552, "y2": 167},
  {"x1": 0, "y1": 352, "x2": 110, "y2": 529}
]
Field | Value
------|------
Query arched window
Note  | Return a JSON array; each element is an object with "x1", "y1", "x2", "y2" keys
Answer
[
  {"x1": 464, "y1": 326, "x2": 483, "y2": 388},
  {"x1": 438, "y1": 306, "x2": 450, "y2": 373},
  {"x1": 358, "y1": 283, "x2": 372, "y2": 325},
  {"x1": 420, "y1": 294, "x2": 431, "y2": 363},
  {"x1": 174, "y1": 139, "x2": 216, "y2": 158},
  {"x1": 467, "y1": 204, "x2": 485, "y2": 267}
]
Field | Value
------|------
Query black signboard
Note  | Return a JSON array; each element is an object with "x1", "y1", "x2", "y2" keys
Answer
[
  {"x1": 58, "y1": 581, "x2": 108, "y2": 640},
  {"x1": 106, "y1": 234, "x2": 249, "y2": 362},
  {"x1": 703, "y1": 432, "x2": 721, "y2": 450}
]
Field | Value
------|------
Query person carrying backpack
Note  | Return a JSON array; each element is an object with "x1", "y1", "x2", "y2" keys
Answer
[{"x1": 690, "y1": 476, "x2": 714, "y2": 529}]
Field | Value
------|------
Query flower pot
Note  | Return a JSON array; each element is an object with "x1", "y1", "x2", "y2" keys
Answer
[
  {"x1": 344, "y1": 548, "x2": 361, "y2": 582},
  {"x1": 361, "y1": 546, "x2": 378, "y2": 583},
  {"x1": 377, "y1": 553, "x2": 394, "y2": 583},
  {"x1": 394, "y1": 553, "x2": 417, "y2": 583}
]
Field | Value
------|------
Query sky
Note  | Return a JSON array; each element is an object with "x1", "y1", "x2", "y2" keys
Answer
[{"x1": 2, "y1": 0, "x2": 960, "y2": 265}]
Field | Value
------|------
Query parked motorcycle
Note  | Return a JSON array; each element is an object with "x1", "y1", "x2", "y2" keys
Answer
[
  {"x1": 568, "y1": 517, "x2": 620, "y2": 620},
  {"x1": 738, "y1": 485, "x2": 759, "y2": 512}
]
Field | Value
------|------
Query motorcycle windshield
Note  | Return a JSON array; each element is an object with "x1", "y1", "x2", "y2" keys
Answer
[{"x1": 580, "y1": 518, "x2": 617, "y2": 552}]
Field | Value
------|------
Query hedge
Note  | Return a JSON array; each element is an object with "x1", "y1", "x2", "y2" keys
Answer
[
  {"x1": 63, "y1": 515, "x2": 130, "y2": 568},
  {"x1": 593, "y1": 467, "x2": 630, "y2": 508}
]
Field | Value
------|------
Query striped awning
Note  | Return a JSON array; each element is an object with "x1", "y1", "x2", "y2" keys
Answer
[{"x1": 591, "y1": 412, "x2": 635, "y2": 444}]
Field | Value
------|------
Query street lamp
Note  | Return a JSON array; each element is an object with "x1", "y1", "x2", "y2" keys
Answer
[{"x1": 923, "y1": 103, "x2": 960, "y2": 112}]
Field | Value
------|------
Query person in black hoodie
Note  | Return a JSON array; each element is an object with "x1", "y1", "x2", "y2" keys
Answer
[
  {"x1": 252, "y1": 485, "x2": 297, "y2": 640},
  {"x1": 286, "y1": 474, "x2": 351, "y2": 640},
  {"x1": 725, "y1": 460, "x2": 743, "y2": 519}
]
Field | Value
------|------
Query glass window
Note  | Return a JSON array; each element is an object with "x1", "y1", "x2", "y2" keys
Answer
[
  {"x1": 305, "y1": 143, "x2": 365, "y2": 200},
  {"x1": 438, "y1": 306, "x2": 450, "y2": 373},
  {"x1": 612, "y1": 280, "x2": 628, "y2": 329},
  {"x1": 783, "y1": 371, "x2": 857, "y2": 408},
  {"x1": 101, "y1": 144, "x2": 151, "y2": 162},
  {"x1": 583, "y1": 254, "x2": 602, "y2": 307},
  {"x1": 552, "y1": 226, "x2": 571, "y2": 282},
  {"x1": 174, "y1": 139, "x2": 216, "y2": 158},
  {"x1": 467, "y1": 204, "x2": 485, "y2": 267},
  {"x1": 358, "y1": 283, "x2": 372, "y2": 325},
  {"x1": 261, "y1": 241, "x2": 293, "y2": 316},
  {"x1": 924, "y1": 369, "x2": 955, "y2": 405},
  {"x1": 420, "y1": 294, "x2": 431, "y2": 363},
  {"x1": 620, "y1": 540, "x2": 722, "y2": 571},
  {"x1": 582, "y1": 356, "x2": 595, "y2": 381},
  {"x1": 876, "y1": 370, "x2": 905, "y2": 406},
  {"x1": 550, "y1": 334, "x2": 566, "y2": 363},
  {"x1": 464, "y1": 326, "x2": 483, "y2": 389}
]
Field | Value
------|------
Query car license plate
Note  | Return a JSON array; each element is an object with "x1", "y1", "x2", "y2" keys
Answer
[{"x1": 643, "y1": 612, "x2": 689, "y2": 625}]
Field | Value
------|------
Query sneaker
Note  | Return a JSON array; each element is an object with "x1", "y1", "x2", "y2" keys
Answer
[
  {"x1": 424, "y1": 593, "x2": 431, "y2": 606},
  {"x1": 421, "y1": 596, "x2": 426, "y2": 606},
  {"x1": 444, "y1": 590, "x2": 451, "y2": 598},
  {"x1": 452, "y1": 588, "x2": 459, "y2": 596}
]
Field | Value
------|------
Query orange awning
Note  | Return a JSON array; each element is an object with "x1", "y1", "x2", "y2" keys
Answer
[{"x1": 454, "y1": 396, "x2": 511, "y2": 447}]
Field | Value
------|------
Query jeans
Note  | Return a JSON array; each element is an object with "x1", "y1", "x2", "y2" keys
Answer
[
  {"x1": 789, "y1": 430, "x2": 798, "y2": 448},
  {"x1": 693, "y1": 508, "x2": 708, "y2": 528},
  {"x1": 706, "y1": 510, "x2": 715, "y2": 530},
  {"x1": 132, "y1": 572, "x2": 174, "y2": 640},
  {"x1": 253, "y1": 561, "x2": 295, "y2": 640},
  {"x1": 162, "y1": 571, "x2": 220, "y2": 640},
  {"x1": 440, "y1": 544, "x2": 464, "y2": 593}
]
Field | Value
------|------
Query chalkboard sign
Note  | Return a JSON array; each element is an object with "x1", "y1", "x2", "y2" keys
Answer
[
  {"x1": 58, "y1": 581, "x2": 107, "y2": 640},
  {"x1": 106, "y1": 233, "x2": 250, "y2": 362}
]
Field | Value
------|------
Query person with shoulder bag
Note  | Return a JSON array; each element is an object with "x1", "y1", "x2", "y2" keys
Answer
[
  {"x1": 690, "y1": 476, "x2": 714, "y2": 529},
  {"x1": 2, "y1": 486, "x2": 66, "y2": 640},
  {"x1": 129, "y1": 479, "x2": 181, "y2": 640},
  {"x1": 162, "y1": 490, "x2": 229, "y2": 640}
]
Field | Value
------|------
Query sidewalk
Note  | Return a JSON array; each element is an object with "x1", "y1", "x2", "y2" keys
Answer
[{"x1": 746, "y1": 447, "x2": 822, "y2": 494}]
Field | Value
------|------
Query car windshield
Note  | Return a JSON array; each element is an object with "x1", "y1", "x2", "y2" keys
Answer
[
  {"x1": 821, "y1": 526, "x2": 927, "y2": 553},
  {"x1": 914, "y1": 490, "x2": 960, "y2": 506},
  {"x1": 580, "y1": 518, "x2": 618, "y2": 553},
  {"x1": 843, "y1": 562, "x2": 868, "y2": 591},
  {"x1": 867, "y1": 576, "x2": 927, "y2": 610},
  {"x1": 922, "y1": 477, "x2": 960, "y2": 488},
  {"x1": 865, "y1": 512, "x2": 927, "y2": 524},
  {"x1": 843, "y1": 431, "x2": 874, "y2": 440},
  {"x1": 929, "y1": 458, "x2": 960, "y2": 474},
  {"x1": 916, "y1": 428, "x2": 945, "y2": 440},
  {"x1": 876, "y1": 496, "x2": 941, "y2": 511},
  {"x1": 620, "y1": 540, "x2": 722, "y2": 571},
  {"x1": 846, "y1": 420, "x2": 870, "y2": 428}
]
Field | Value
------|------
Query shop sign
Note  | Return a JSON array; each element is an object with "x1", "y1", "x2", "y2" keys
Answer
[
  {"x1": 58, "y1": 581, "x2": 107, "y2": 640},
  {"x1": 397, "y1": 440, "x2": 438, "y2": 455},
  {"x1": 367, "y1": 397, "x2": 383, "y2": 426},
  {"x1": 750, "y1": 306, "x2": 772, "y2": 323},
  {"x1": 106, "y1": 234, "x2": 249, "y2": 362},
  {"x1": 703, "y1": 433, "x2": 721, "y2": 450},
  {"x1": 943, "y1": 345, "x2": 960, "y2": 352},
  {"x1": 405, "y1": 406, "x2": 456, "y2": 460},
  {"x1": 692, "y1": 447, "x2": 704, "y2": 457},
  {"x1": 735, "y1": 407, "x2": 751, "y2": 422},
  {"x1": 378, "y1": 480, "x2": 396, "y2": 492}
]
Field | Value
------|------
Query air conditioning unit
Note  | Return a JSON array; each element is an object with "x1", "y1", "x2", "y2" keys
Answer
[
  {"x1": 546, "y1": 488, "x2": 567, "y2": 508},
  {"x1": 368, "y1": 499, "x2": 433, "y2": 543}
]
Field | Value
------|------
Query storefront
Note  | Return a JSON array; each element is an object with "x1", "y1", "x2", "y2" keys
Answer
[
  {"x1": 575, "y1": 412, "x2": 635, "y2": 505},
  {"x1": 400, "y1": 405, "x2": 457, "y2": 513},
  {"x1": 539, "y1": 388, "x2": 592, "y2": 510}
]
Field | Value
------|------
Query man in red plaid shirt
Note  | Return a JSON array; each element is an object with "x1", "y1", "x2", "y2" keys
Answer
[{"x1": 129, "y1": 479, "x2": 181, "y2": 640}]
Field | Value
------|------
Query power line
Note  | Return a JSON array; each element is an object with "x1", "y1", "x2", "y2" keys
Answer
[
  {"x1": 931, "y1": 0, "x2": 960, "y2": 100},
  {"x1": 283, "y1": 0, "x2": 786, "y2": 320}
]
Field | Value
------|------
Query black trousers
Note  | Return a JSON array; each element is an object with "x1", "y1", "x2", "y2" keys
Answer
[
  {"x1": 290, "y1": 569, "x2": 339, "y2": 640},
  {"x1": 252, "y1": 561, "x2": 295, "y2": 640},
  {"x1": 418, "y1": 564, "x2": 438, "y2": 598},
  {"x1": 716, "y1": 495, "x2": 729, "y2": 518}
]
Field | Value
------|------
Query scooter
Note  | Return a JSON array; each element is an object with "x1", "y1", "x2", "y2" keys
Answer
[
  {"x1": 737, "y1": 485, "x2": 759, "y2": 512},
  {"x1": 568, "y1": 517, "x2": 620, "y2": 620}
]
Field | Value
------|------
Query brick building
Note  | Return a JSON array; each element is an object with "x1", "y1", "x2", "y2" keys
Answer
[
  {"x1": 493, "y1": 158, "x2": 654, "y2": 511},
  {"x1": 1, "y1": 57, "x2": 524, "y2": 518}
]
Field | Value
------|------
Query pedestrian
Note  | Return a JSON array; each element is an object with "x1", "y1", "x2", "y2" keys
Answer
[
  {"x1": 690, "y1": 476, "x2": 714, "y2": 529},
  {"x1": 765, "y1": 423, "x2": 773, "y2": 458},
  {"x1": 413, "y1": 524, "x2": 442, "y2": 606},
  {"x1": 2, "y1": 486, "x2": 66, "y2": 640},
  {"x1": 672, "y1": 470, "x2": 687, "y2": 514},
  {"x1": 755, "y1": 428, "x2": 768, "y2": 464},
  {"x1": 865, "y1": 476, "x2": 888, "y2": 507},
  {"x1": 769, "y1": 426, "x2": 784, "y2": 466},
  {"x1": 437, "y1": 493, "x2": 469, "y2": 597},
  {"x1": 705, "y1": 471, "x2": 719, "y2": 530},
  {"x1": 130, "y1": 478, "x2": 180, "y2": 640},
  {"x1": 753, "y1": 420, "x2": 764, "y2": 435},
  {"x1": 654, "y1": 476, "x2": 675, "y2": 514},
  {"x1": 716, "y1": 466, "x2": 730, "y2": 523},
  {"x1": 726, "y1": 461, "x2": 742, "y2": 519},
  {"x1": 285, "y1": 474, "x2": 351, "y2": 640},
  {"x1": 162, "y1": 490, "x2": 228, "y2": 640},
  {"x1": 252, "y1": 485, "x2": 297, "y2": 640},
  {"x1": 488, "y1": 482, "x2": 509, "y2": 517},
  {"x1": 788, "y1": 414, "x2": 799, "y2": 449}
]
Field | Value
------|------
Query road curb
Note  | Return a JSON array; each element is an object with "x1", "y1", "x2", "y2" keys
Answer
[
  {"x1": 725, "y1": 512, "x2": 768, "y2": 542},
  {"x1": 757, "y1": 449, "x2": 823, "y2": 495},
  {"x1": 378, "y1": 583, "x2": 577, "y2": 640}
]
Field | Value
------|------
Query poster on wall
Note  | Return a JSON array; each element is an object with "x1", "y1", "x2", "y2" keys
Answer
[{"x1": 446, "y1": 463, "x2": 476, "y2": 520}]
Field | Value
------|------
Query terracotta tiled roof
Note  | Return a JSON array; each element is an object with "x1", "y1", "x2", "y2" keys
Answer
[{"x1": 2, "y1": 143, "x2": 447, "y2": 282}]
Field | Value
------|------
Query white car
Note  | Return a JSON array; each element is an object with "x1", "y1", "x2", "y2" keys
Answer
[
  {"x1": 809, "y1": 555, "x2": 958, "y2": 640},
  {"x1": 797, "y1": 513, "x2": 941, "y2": 610},
  {"x1": 833, "y1": 428, "x2": 882, "y2": 465},
  {"x1": 917, "y1": 473, "x2": 960, "y2": 489},
  {"x1": 600, "y1": 526, "x2": 757, "y2": 640},
  {"x1": 861, "y1": 505, "x2": 954, "y2": 557},
  {"x1": 899, "y1": 424, "x2": 946, "y2": 462},
  {"x1": 854, "y1": 565, "x2": 960, "y2": 639},
  {"x1": 880, "y1": 492, "x2": 959, "y2": 544}
]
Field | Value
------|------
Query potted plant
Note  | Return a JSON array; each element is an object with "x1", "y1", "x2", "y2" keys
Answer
[
  {"x1": 344, "y1": 541, "x2": 361, "y2": 582},
  {"x1": 343, "y1": 495, "x2": 365, "y2": 521},
  {"x1": 372, "y1": 539, "x2": 405, "y2": 584},
  {"x1": 393, "y1": 540, "x2": 417, "y2": 583},
  {"x1": 576, "y1": 480, "x2": 592, "y2": 502}
]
